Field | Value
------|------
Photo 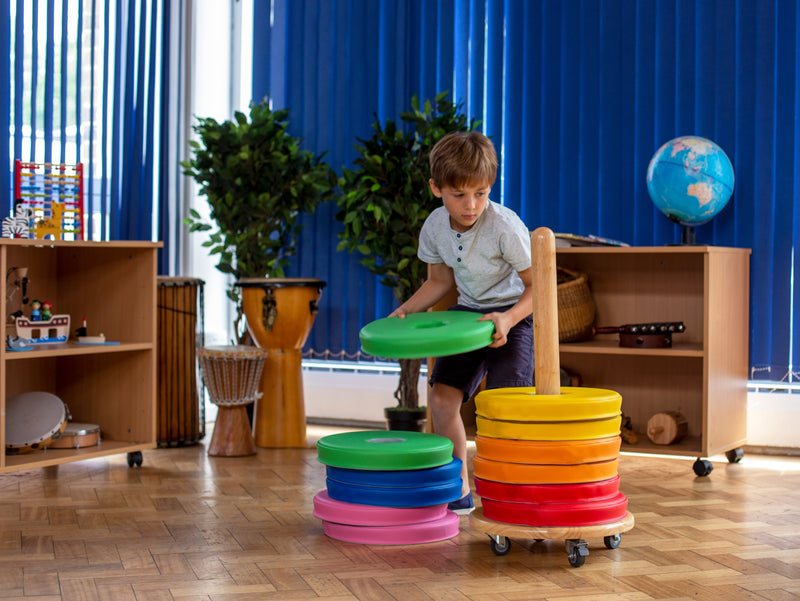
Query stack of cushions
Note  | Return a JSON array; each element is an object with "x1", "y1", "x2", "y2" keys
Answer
[
  {"x1": 472, "y1": 387, "x2": 629, "y2": 527},
  {"x1": 314, "y1": 430, "x2": 463, "y2": 544}
]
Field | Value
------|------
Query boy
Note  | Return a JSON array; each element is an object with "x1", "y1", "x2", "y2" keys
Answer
[{"x1": 391, "y1": 131, "x2": 533, "y2": 513}]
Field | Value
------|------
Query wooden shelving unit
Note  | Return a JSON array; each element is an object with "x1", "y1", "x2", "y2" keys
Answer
[
  {"x1": 1, "y1": 239, "x2": 160, "y2": 473},
  {"x1": 556, "y1": 245, "x2": 751, "y2": 469}
]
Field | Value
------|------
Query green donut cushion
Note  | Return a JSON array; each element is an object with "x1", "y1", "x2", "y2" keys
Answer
[
  {"x1": 359, "y1": 311, "x2": 495, "y2": 359},
  {"x1": 317, "y1": 430, "x2": 454, "y2": 470}
]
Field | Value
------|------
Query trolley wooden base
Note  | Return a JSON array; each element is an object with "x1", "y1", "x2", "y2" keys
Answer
[{"x1": 469, "y1": 508, "x2": 634, "y2": 567}]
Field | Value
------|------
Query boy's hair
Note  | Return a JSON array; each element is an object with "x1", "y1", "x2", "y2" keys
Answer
[{"x1": 429, "y1": 131, "x2": 498, "y2": 189}]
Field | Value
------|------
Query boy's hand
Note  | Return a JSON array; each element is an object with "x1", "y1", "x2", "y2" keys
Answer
[
  {"x1": 388, "y1": 307, "x2": 407, "y2": 319},
  {"x1": 479, "y1": 312, "x2": 513, "y2": 348}
]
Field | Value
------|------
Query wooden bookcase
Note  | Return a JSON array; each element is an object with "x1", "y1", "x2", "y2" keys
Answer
[
  {"x1": 555, "y1": 245, "x2": 751, "y2": 468},
  {"x1": 0, "y1": 239, "x2": 159, "y2": 473}
]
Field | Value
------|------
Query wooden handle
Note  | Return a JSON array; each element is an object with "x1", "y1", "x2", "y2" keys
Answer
[{"x1": 532, "y1": 227, "x2": 560, "y2": 395}]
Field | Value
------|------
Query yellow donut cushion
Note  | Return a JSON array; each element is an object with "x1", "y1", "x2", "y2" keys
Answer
[
  {"x1": 475, "y1": 414, "x2": 622, "y2": 440},
  {"x1": 475, "y1": 386, "x2": 622, "y2": 422}
]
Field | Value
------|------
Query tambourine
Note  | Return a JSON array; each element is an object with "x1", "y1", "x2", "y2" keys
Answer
[
  {"x1": 5, "y1": 391, "x2": 69, "y2": 454},
  {"x1": 359, "y1": 311, "x2": 495, "y2": 359},
  {"x1": 48, "y1": 422, "x2": 101, "y2": 449}
]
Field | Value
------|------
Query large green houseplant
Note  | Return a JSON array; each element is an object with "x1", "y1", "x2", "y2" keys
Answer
[
  {"x1": 335, "y1": 91, "x2": 480, "y2": 428},
  {"x1": 182, "y1": 99, "x2": 336, "y2": 339}
]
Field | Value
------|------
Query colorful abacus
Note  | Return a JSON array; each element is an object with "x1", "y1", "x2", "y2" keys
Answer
[{"x1": 314, "y1": 430, "x2": 462, "y2": 545}]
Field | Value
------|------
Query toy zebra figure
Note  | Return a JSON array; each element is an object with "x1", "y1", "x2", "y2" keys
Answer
[{"x1": 2, "y1": 204, "x2": 33, "y2": 238}]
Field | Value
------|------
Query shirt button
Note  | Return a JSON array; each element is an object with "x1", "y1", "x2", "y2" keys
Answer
[
  {"x1": 458, "y1": 245, "x2": 463, "y2": 250},
  {"x1": 457, "y1": 258, "x2": 462, "y2": 262},
  {"x1": 456, "y1": 233, "x2": 461, "y2": 238}
]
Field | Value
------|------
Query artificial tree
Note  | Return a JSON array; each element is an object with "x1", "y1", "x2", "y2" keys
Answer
[
  {"x1": 335, "y1": 91, "x2": 479, "y2": 427},
  {"x1": 181, "y1": 99, "x2": 336, "y2": 340}
]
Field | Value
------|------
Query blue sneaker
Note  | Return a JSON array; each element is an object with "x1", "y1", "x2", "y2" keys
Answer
[{"x1": 448, "y1": 491, "x2": 475, "y2": 515}]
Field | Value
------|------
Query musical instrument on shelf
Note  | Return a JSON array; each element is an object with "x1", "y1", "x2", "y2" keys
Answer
[
  {"x1": 593, "y1": 321, "x2": 685, "y2": 348},
  {"x1": 5, "y1": 391, "x2": 69, "y2": 454}
]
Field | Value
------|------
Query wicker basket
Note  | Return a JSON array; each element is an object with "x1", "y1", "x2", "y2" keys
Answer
[{"x1": 556, "y1": 267, "x2": 595, "y2": 342}]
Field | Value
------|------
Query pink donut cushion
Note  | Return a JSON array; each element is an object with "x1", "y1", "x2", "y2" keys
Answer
[
  {"x1": 321, "y1": 511, "x2": 460, "y2": 545},
  {"x1": 312, "y1": 490, "x2": 448, "y2": 526}
]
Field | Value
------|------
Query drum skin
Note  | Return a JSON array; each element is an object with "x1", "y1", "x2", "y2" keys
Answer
[
  {"x1": 237, "y1": 278, "x2": 325, "y2": 448},
  {"x1": 5, "y1": 391, "x2": 68, "y2": 453}
]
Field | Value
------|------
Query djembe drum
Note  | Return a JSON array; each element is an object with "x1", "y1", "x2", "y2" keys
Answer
[
  {"x1": 197, "y1": 345, "x2": 269, "y2": 457},
  {"x1": 157, "y1": 276, "x2": 205, "y2": 446},
  {"x1": 236, "y1": 278, "x2": 326, "y2": 448}
]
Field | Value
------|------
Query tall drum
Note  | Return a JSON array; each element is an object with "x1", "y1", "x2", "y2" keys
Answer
[
  {"x1": 157, "y1": 276, "x2": 205, "y2": 446},
  {"x1": 236, "y1": 277, "x2": 326, "y2": 448}
]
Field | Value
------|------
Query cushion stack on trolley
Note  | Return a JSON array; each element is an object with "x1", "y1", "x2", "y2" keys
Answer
[{"x1": 472, "y1": 386, "x2": 629, "y2": 527}]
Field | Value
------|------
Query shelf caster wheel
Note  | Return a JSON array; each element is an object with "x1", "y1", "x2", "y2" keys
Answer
[
  {"x1": 489, "y1": 535, "x2": 511, "y2": 556},
  {"x1": 127, "y1": 451, "x2": 143, "y2": 468},
  {"x1": 565, "y1": 539, "x2": 588, "y2": 567},
  {"x1": 693, "y1": 458, "x2": 714, "y2": 477},
  {"x1": 725, "y1": 448, "x2": 744, "y2": 463},
  {"x1": 604, "y1": 534, "x2": 622, "y2": 549}
]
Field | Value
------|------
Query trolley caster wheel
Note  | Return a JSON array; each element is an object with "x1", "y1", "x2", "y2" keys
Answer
[
  {"x1": 604, "y1": 534, "x2": 622, "y2": 549},
  {"x1": 725, "y1": 448, "x2": 744, "y2": 463},
  {"x1": 127, "y1": 451, "x2": 143, "y2": 468},
  {"x1": 490, "y1": 535, "x2": 511, "y2": 556},
  {"x1": 692, "y1": 458, "x2": 713, "y2": 477},
  {"x1": 565, "y1": 539, "x2": 588, "y2": 567}
]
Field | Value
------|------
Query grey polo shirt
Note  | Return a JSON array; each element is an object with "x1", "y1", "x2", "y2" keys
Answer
[{"x1": 418, "y1": 200, "x2": 531, "y2": 309}]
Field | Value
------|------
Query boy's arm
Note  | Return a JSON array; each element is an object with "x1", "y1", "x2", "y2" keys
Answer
[
  {"x1": 479, "y1": 266, "x2": 533, "y2": 347},
  {"x1": 389, "y1": 263, "x2": 455, "y2": 318}
]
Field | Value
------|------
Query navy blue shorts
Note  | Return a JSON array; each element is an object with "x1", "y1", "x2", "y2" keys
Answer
[{"x1": 428, "y1": 304, "x2": 534, "y2": 402}]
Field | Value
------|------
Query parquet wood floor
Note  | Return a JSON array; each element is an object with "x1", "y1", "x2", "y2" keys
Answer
[{"x1": 1, "y1": 426, "x2": 799, "y2": 601}]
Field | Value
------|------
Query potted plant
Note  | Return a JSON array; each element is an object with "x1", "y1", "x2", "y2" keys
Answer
[
  {"x1": 181, "y1": 98, "x2": 337, "y2": 340},
  {"x1": 335, "y1": 91, "x2": 480, "y2": 431}
]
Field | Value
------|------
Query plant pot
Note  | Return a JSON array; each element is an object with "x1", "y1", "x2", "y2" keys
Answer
[{"x1": 384, "y1": 407, "x2": 428, "y2": 432}]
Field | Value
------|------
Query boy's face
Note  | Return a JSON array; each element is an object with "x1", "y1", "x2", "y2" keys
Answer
[{"x1": 429, "y1": 179, "x2": 491, "y2": 233}]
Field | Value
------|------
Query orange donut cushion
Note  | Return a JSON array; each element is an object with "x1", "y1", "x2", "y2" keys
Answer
[
  {"x1": 474, "y1": 435, "x2": 621, "y2": 465},
  {"x1": 472, "y1": 455, "x2": 618, "y2": 485}
]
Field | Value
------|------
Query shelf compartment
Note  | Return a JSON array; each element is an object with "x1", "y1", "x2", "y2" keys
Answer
[
  {"x1": 2, "y1": 440, "x2": 155, "y2": 473},
  {"x1": 4, "y1": 342, "x2": 153, "y2": 360}
]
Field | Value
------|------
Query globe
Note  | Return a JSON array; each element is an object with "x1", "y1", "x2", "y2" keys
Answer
[{"x1": 646, "y1": 136, "x2": 734, "y2": 242}]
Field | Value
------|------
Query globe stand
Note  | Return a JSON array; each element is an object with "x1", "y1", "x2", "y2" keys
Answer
[{"x1": 681, "y1": 225, "x2": 697, "y2": 245}]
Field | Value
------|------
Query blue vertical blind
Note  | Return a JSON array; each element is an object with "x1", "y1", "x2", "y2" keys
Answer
[
  {"x1": 3, "y1": 0, "x2": 184, "y2": 274},
  {"x1": 254, "y1": 0, "x2": 799, "y2": 382}
]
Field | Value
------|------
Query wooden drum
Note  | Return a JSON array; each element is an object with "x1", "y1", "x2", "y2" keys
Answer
[
  {"x1": 236, "y1": 277, "x2": 326, "y2": 448},
  {"x1": 197, "y1": 345, "x2": 269, "y2": 456},
  {"x1": 157, "y1": 276, "x2": 205, "y2": 447}
]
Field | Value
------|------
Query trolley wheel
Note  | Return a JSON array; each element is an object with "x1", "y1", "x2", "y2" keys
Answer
[
  {"x1": 489, "y1": 535, "x2": 511, "y2": 556},
  {"x1": 692, "y1": 458, "x2": 713, "y2": 477},
  {"x1": 725, "y1": 447, "x2": 744, "y2": 463},
  {"x1": 604, "y1": 534, "x2": 622, "y2": 549},
  {"x1": 127, "y1": 451, "x2": 143, "y2": 468},
  {"x1": 565, "y1": 539, "x2": 588, "y2": 567}
]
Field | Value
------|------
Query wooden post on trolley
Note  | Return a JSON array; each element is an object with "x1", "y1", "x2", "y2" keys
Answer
[{"x1": 531, "y1": 227, "x2": 561, "y2": 396}]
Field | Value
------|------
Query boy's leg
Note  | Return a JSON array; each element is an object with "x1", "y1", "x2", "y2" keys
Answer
[{"x1": 429, "y1": 381, "x2": 470, "y2": 496}]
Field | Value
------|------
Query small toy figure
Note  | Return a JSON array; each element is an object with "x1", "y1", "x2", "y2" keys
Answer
[
  {"x1": 30, "y1": 299, "x2": 41, "y2": 321},
  {"x1": 41, "y1": 301, "x2": 52, "y2": 321}
]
